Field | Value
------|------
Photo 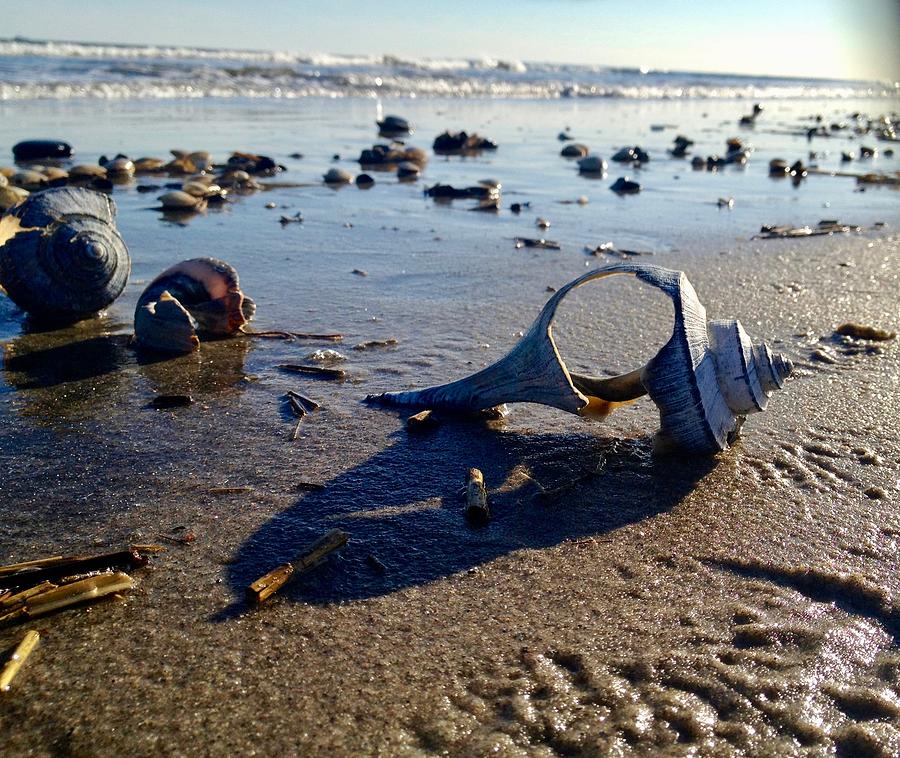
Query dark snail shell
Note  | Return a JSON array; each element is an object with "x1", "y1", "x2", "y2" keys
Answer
[
  {"x1": 0, "y1": 187, "x2": 130, "y2": 322},
  {"x1": 133, "y1": 257, "x2": 255, "y2": 353}
]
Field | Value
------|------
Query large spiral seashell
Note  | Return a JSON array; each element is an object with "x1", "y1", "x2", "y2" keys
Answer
[
  {"x1": 366, "y1": 263, "x2": 793, "y2": 454},
  {"x1": 133, "y1": 257, "x2": 256, "y2": 353},
  {"x1": 0, "y1": 187, "x2": 130, "y2": 322}
]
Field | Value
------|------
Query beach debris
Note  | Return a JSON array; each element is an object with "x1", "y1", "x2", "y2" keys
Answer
[
  {"x1": 754, "y1": 220, "x2": 861, "y2": 239},
  {"x1": 0, "y1": 630, "x2": 40, "y2": 692},
  {"x1": 834, "y1": 323, "x2": 896, "y2": 341},
  {"x1": 287, "y1": 390, "x2": 320, "y2": 412},
  {"x1": 610, "y1": 177, "x2": 641, "y2": 194},
  {"x1": 377, "y1": 114, "x2": 412, "y2": 136},
  {"x1": 515, "y1": 238, "x2": 560, "y2": 250},
  {"x1": 208, "y1": 486, "x2": 252, "y2": 495},
  {"x1": 225, "y1": 151, "x2": 281, "y2": 176},
  {"x1": 810, "y1": 347, "x2": 839, "y2": 365},
  {"x1": 150, "y1": 394, "x2": 193, "y2": 409},
  {"x1": 277, "y1": 364, "x2": 346, "y2": 380},
  {"x1": 611, "y1": 146, "x2": 649, "y2": 163},
  {"x1": 157, "y1": 190, "x2": 206, "y2": 213},
  {"x1": 353, "y1": 339, "x2": 398, "y2": 350},
  {"x1": 464, "y1": 468, "x2": 490, "y2": 525},
  {"x1": 351, "y1": 269, "x2": 367, "y2": 277},
  {"x1": 396, "y1": 161, "x2": 420, "y2": 180},
  {"x1": 365, "y1": 554, "x2": 387, "y2": 573},
  {"x1": 246, "y1": 529, "x2": 349, "y2": 605},
  {"x1": 242, "y1": 329, "x2": 342, "y2": 342},
  {"x1": 536, "y1": 217, "x2": 550, "y2": 229},
  {"x1": 366, "y1": 263, "x2": 793, "y2": 454},
  {"x1": 739, "y1": 103, "x2": 763, "y2": 126},
  {"x1": 0, "y1": 187, "x2": 131, "y2": 322},
  {"x1": 0, "y1": 186, "x2": 29, "y2": 211},
  {"x1": 356, "y1": 174, "x2": 375, "y2": 189},
  {"x1": 323, "y1": 168, "x2": 353, "y2": 185},
  {"x1": 12, "y1": 140, "x2": 72, "y2": 162},
  {"x1": 577, "y1": 155, "x2": 608, "y2": 174},
  {"x1": 585, "y1": 243, "x2": 652, "y2": 258},
  {"x1": 406, "y1": 409, "x2": 439, "y2": 431},
  {"x1": 10, "y1": 170, "x2": 48, "y2": 191},
  {"x1": 433, "y1": 130, "x2": 498, "y2": 154},
  {"x1": 717, "y1": 197, "x2": 735, "y2": 208},
  {"x1": 133, "y1": 258, "x2": 255, "y2": 354},
  {"x1": 560, "y1": 143, "x2": 589, "y2": 158},
  {"x1": 769, "y1": 159, "x2": 789, "y2": 176},
  {"x1": 358, "y1": 143, "x2": 426, "y2": 168},
  {"x1": 669, "y1": 135, "x2": 694, "y2": 158},
  {"x1": 305, "y1": 348, "x2": 346, "y2": 362},
  {"x1": 101, "y1": 154, "x2": 135, "y2": 179},
  {"x1": 279, "y1": 212, "x2": 303, "y2": 225},
  {"x1": 0, "y1": 548, "x2": 149, "y2": 590},
  {"x1": 6, "y1": 572, "x2": 134, "y2": 622},
  {"x1": 558, "y1": 131, "x2": 573, "y2": 141},
  {"x1": 265, "y1": 201, "x2": 276, "y2": 209}
]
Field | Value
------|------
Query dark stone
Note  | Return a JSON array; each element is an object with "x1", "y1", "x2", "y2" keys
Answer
[{"x1": 13, "y1": 140, "x2": 73, "y2": 161}]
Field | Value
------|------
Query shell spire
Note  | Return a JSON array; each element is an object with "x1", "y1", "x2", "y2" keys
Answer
[
  {"x1": 0, "y1": 187, "x2": 130, "y2": 322},
  {"x1": 367, "y1": 263, "x2": 793, "y2": 454}
]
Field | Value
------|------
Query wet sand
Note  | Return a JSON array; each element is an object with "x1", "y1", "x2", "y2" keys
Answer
[{"x1": 1, "y1": 98, "x2": 899, "y2": 754}]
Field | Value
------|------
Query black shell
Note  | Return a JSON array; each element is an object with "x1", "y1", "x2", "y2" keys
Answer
[{"x1": 0, "y1": 187, "x2": 130, "y2": 321}]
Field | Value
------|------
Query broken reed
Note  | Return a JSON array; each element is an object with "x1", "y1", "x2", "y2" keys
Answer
[{"x1": 247, "y1": 529, "x2": 348, "y2": 605}]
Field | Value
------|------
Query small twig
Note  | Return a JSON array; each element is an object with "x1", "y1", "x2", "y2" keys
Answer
[
  {"x1": 289, "y1": 418, "x2": 303, "y2": 441},
  {"x1": 0, "y1": 630, "x2": 40, "y2": 691},
  {"x1": 277, "y1": 364, "x2": 346, "y2": 380},
  {"x1": 465, "y1": 468, "x2": 490, "y2": 526},
  {"x1": 0, "y1": 557, "x2": 65, "y2": 577},
  {"x1": 208, "y1": 487, "x2": 253, "y2": 495},
  {"x1": 246, "y1": 529, "x2": 349, "y2": 605},
  {"x1": 243, "y1": 329, "x2": 343, "y2": 342}
]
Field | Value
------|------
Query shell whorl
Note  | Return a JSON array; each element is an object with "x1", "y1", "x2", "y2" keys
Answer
[{"x1": 0, "y1": 187, "x2": 130, "y2": 321}]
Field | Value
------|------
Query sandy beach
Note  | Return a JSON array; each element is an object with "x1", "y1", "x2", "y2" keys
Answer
[{"x1": 1, "y1": 84, "x2": 899, "y2": 755}]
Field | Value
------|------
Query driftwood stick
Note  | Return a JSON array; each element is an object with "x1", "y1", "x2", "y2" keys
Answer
[
  {"x1": 277, "y1": 364, "x2": 346, "y2": 380},
  {"x1": 289, "y1": 418, "x2": 303, "y2": 442},
  {"x1": 465, "y1": 468, "x2": 490, "y2": 525},
  {"x1": 0, "y1": 630, "x2": 40, "y2": 692},
  {"x1": 247, "y1": 529, "x2": 349, "y2": 605},
  {"x1": 243, "y1": 329, "x2": 343, "y2": 342}
]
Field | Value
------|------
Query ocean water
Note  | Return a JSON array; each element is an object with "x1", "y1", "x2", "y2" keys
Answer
[{"x1": 1, "y1": 37, "x2": 897, "y2": 100}]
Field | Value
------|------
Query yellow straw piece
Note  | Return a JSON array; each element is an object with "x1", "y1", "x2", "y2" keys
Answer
[{"x1": 0, "y1": 630, "x2": 40, "y2": 692}]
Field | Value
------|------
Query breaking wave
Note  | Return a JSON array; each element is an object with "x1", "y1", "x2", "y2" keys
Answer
[{"x1": 0, "y1": 37, "x2": 894, "y2": 101}]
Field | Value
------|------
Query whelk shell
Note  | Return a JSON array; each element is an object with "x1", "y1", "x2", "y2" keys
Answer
[
  {"x1": 366, "y1": 263, "x2": 793, "y2": 454},
  {"x1": 0, "y1": 187, "x2": 130, "y2": 322},
  {"x1": 133, "y1": 257, "x2": 255, "y2": 353}
]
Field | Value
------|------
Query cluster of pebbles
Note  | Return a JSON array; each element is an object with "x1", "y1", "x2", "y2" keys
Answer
[
  {"x1": 3, "y1": 106, "x2": 897, "y2": 218},
  {"x1": 0, "y1": 140, "x2": 284, "y2": 213}
]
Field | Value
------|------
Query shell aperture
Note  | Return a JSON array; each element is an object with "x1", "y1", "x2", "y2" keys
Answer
[
  {"x1": 366, "y1": 263, "x2": 793, "y2": 454},
  {"x1": 133, "y1": 257, "x2": 255, "y2": 353}
]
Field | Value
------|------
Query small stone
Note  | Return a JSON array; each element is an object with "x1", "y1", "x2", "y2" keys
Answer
[{"x1": 864, "y1": 486, "x2": 887, "y2": 500}]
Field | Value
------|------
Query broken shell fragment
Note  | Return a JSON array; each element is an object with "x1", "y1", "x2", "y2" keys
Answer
[
  {"x1": 366, "y1": 263, "x2": 793, "y2": 454},
  {"x1": 133, "y1": 257, "x2": 255, "y2": 353},
  {"x1": 0, "y1": 187, "x2": 131, "y2": 322}
]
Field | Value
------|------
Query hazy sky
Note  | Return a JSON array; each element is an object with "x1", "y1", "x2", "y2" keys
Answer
[{"x1": 6, "y1": 0, "x2": 899, "y2": 81}]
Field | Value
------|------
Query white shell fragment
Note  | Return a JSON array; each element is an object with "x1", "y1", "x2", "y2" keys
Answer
[
  {"x1": 366, "y1": 263, "x2": 793, "y2": 454},
  {"x1": 133, "y1": 257, "x2": 255, "y2": 353},
  {"x1": 0, "y1": 187, "x2": 131, "y2": 322}
]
